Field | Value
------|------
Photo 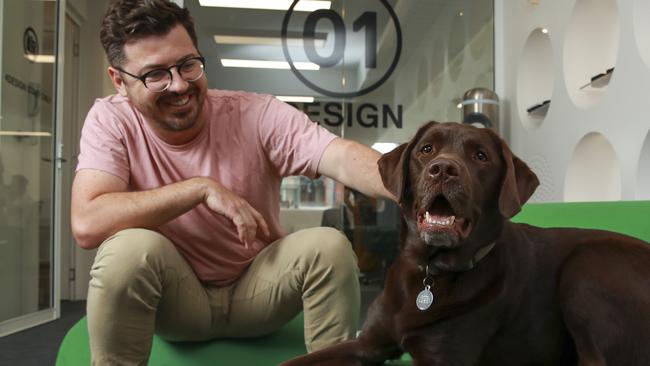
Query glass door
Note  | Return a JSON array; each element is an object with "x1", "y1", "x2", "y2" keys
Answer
[{"x1": 0, "y1": 0, "x2": 60, "y2": 336}]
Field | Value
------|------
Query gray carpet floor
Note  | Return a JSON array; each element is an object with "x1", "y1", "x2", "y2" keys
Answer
[{"x1": 0, "y1": 301, "x2": 87, "y2": 366}]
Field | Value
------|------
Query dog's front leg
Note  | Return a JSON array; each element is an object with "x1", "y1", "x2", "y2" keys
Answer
[
  {"x1": 399, "y1": 316, "x2": 497, "y2": 366},
  {"x1": 280, "y1": 294, "x2": 403, "y2": 366},
  {"x1": 278, "y1": 338, "x2": 396, "y2": 366},
  {"x1": 278, "y1": 328, "x2": 401, "y2": 366}
]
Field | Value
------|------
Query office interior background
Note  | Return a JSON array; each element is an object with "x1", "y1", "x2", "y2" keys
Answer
[{"x1": 1, "y1": 0, "x2": 650, "y2": 358}]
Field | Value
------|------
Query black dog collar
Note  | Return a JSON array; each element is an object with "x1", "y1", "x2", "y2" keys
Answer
[{"x1": 416, "y1": 242, "x2": 496, "y2": 311}]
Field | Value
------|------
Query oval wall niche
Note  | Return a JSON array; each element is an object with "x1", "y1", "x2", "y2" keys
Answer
[
  {"x1": 633, "y1": 0, "x2": 650, "y2": 68},
  {"x1": 563, "y1": 0, "x2": 620, "y2": 109},
  {"x1": 636, "y1": 130, "x2": 650, "y2": 199},
  {"x1": 564, "y1": 132, "x2": 621, "y2": 202},
  {"x1": 517, "y1": 28, "x2": 554, "y2": 130}
]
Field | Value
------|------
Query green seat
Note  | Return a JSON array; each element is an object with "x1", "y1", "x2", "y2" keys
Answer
[
  {"x1": 56, "y1": 313, "x2": 412, "y2": 365},
  {"x1": 56, "y1": 315, "x2": 307, "y2": 366}
]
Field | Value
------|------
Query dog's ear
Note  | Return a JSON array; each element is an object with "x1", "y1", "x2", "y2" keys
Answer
[
  {"x1": 378, "y1": 142, "x2": 409, "y2": 203},
  {"x1": 377, "y1": 121, "x2": 438, "y2": 203},
  {"x1": 497, "y1": 137, "x2": 540, "y2": 218}
]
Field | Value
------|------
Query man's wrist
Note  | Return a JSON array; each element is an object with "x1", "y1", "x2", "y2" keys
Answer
[{"x1": 188, "y1": 176, "x2": 210, "y2": 204}]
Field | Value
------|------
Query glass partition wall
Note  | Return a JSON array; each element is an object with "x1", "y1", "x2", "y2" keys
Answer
[
  {"x1": 0, "y1": 0, "x2": 493, "y2": 337},
  {"x1": 0, "y1": 0, "x2": 60, "y2": 335},
  {"x1": 188, "y1": 0, "x2": 494, "y2": 290}
]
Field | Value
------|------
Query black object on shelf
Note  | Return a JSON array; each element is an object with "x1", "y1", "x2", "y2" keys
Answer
[
  {"x1": 527, "y1": 99, "x2": 551, "y2": 116},
  {"x1": 580, "y1": 67, "x2": 615, "y2": 90}
]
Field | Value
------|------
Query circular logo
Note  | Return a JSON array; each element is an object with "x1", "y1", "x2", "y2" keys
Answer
[
  {"x1": 23, "y1": 27, "x2": 39, "y2": 62},
  {"x1": 281, "y1": 0, "x2": 402, "y2": 98}
]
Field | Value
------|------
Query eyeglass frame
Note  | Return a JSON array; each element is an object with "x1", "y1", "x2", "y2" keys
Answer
[{"x1": 114, "y1": 56, "x2": 206, "y2": 92}]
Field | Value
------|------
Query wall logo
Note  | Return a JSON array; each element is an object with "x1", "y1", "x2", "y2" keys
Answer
[
  {"x1": 23, "y1": 27, "x2": 39, "y2": 63},
  {"x1": 281, "y1": 0, "x2": 402, "y2": 98}
]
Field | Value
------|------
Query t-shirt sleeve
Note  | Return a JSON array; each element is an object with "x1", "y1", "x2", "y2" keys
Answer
[
  {"x1": 257, "y1": 95, "x2": 337, "y2": 178},
  {"x1": 75, "y1": 99, "x2": 131, "y2": 183}
]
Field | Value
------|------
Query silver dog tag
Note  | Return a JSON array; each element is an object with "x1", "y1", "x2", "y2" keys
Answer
[{"x1": 416, "y1": 285, "x2": 434, "y2": 311}]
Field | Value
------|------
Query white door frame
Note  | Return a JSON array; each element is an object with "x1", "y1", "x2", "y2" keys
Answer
[
  {"x1": 59, "y1": 1, "x2": 98, "y2": 301},
  {"x1": 60, "y1": 12, "x2": 81, "y2": 301}
]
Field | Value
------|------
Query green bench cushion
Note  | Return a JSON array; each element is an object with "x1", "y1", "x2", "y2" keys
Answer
[
  {"x1": 56, "y1": 314, "x2": 412, "y2": 365},
  {"x1": 56, "y1": 315, "x2": 308, "y2": 366},
  {"x1": 513, "y1": 201, "x2": 650, "y2": 243}
]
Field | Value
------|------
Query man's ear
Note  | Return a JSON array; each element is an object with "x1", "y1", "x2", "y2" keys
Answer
[
  {"x1": 108, "y1": 67, "x2": 128, "y2": 97},
  {"x1": 497, "y1": 136, "x2": 540, "y2": 218}
]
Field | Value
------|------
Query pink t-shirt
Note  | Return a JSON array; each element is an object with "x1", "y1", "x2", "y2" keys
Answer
[{"x1": 77, "y1": 89, "x2": 337, "y2": 285}]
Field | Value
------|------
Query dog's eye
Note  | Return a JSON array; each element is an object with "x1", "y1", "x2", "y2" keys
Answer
[
  {"x1": 476, "y1": 151, "x2": 488, "y2": 161},
  {"x1": 421, "y1": 144, "x2": 433, "y2": 154}
]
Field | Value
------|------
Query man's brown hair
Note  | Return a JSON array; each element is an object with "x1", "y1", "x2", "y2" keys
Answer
[{"x1": 100, "y1": 0, "x2": 199, "y2": 67}]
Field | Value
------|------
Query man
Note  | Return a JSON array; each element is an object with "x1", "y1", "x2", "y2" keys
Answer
[{"x1": 70, "y1": 0, "x2": 393, "y2": 364}]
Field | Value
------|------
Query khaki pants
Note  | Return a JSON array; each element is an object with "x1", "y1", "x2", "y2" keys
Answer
[{"x1": 87, "y1": 227, "x2": 360, "y2": 365}]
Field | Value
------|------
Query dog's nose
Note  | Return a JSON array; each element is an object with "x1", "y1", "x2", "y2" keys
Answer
[{"x1": 429, "y1": 160, "x2": 459, "y2": 180}]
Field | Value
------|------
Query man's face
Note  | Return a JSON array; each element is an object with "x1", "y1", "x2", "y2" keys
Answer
[{"x1": 108, "y1": 24, "x2": 208, "y2": 139}]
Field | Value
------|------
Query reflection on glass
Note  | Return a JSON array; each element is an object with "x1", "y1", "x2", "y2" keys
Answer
[
  {"x1": 189, "y1": 0, "x2": 494, "y2": 317},
  {"x1": 320, "y1": 188, "x2": 401, "y2": 285},
  {"x1": 280, "y1": 176, "x2": 337, "y2": 208},
  {"x1": 0, "y1": 0, "x2": 56, "y2": 323}
]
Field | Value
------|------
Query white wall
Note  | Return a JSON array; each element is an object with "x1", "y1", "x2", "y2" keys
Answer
[
  {"x1": 73, "y1": 0, "x2": 113, "y2": 120},
  {"x1": 497, "y1": 0, "x2": 650, "y2": 202}
]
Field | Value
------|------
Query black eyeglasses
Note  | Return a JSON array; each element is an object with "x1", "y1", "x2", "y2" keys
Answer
[{"x1": 115, "y1": 56, "x2": 205, "y2": 92}]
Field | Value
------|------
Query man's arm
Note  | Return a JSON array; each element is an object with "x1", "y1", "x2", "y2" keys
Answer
[
  {"x1": 71, "y1": 169, "x2": 269, "y2": 249},
  {"x1": 317, "y1": 138, "x2": 396, "y2": 201}
]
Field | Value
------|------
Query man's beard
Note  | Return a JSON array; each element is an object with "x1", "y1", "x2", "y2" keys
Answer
[
  {"x1": 155, "y1": 86, "x2": 204, "y2": 132},
  {"x1": 158, "y1": 107, "x2": 200, "y2": 131}
]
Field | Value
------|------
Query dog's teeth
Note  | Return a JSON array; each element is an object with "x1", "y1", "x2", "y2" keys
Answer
[{"x1": 424, "y1": 213, "x2": 456, "y2": 226}]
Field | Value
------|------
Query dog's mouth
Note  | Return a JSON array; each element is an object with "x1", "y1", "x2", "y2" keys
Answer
[{"x1": 417, "y1": 194, "x2": 473, "y2": 246}]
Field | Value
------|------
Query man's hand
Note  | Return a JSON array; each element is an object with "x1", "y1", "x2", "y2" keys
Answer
[{"x1": 200, "y1": 178, "x2": 270, "y2": 248}]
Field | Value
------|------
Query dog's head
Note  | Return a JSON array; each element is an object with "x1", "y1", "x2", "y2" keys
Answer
[{"x1": 378, "y1": 122, "x2": 539, "y2": 268}]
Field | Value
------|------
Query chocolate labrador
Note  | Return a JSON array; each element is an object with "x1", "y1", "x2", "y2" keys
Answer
[{"x1": 281, "y1": 121, "x2": 650, "y2": 366}]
